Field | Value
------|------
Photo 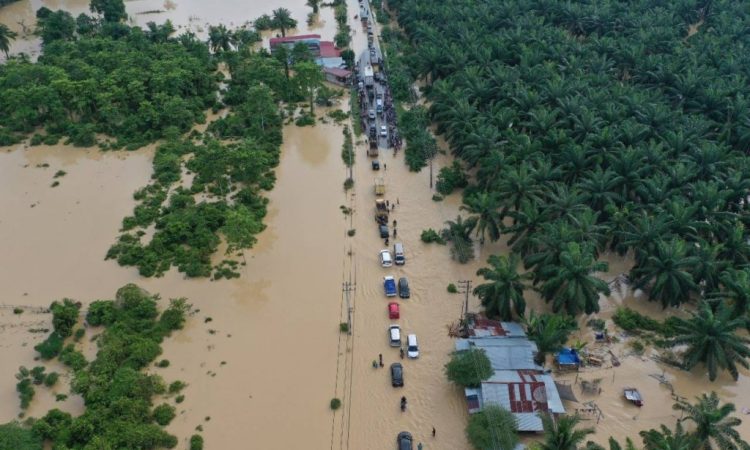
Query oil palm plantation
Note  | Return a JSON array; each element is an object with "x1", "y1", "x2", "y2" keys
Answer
[
  {"x1": 538, "y1": 242, "x2": 610, "y2": 315},
  {"x1": 474, "y1": 254, "x2": 530, "y2": 320},
  {"x1": 673, "y1": 392, "x2": 750, "y2": 450},
  {"x1": 639, "y1": 422, "x2": 699, "y2": 450},
  {"x1": 536, "y1": 414, "x2": 594, "y2": 450},
  {"x1": 0, "y1": 23, "x2": 17, "y2": 58},
  {"x1": 668, "y1": 302, "x2": 750, "y2": 381},
  {"x1": 461, "y1": 191, "x2": 502, "y2": 243},
  {"x1": 271, "y1": 8, "x2": 297, "y2": 37}
]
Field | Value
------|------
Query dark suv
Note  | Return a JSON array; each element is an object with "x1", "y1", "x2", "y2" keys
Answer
[
  {"x1": 397, "y1": 432, "x2": 413, "y2": 450},
  {"x1": 390, "y1": 363, "x2": 403, "y2": 387},
  {"x1": 398, "y1": 277, "x2": 410, "y2": 299}
]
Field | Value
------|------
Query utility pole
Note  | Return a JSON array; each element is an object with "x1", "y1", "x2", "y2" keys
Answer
[
  {"x1": 457, "y1": 280, "x2": 472, "y2": 320},
  {"x1": 343, "y1": 281, "x2": 355, "y2": 335},
  {"x1": 429, "y1": 157, "x2": 433, "y2": 189}
]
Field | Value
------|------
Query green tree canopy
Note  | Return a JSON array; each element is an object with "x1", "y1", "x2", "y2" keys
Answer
[
  {"x1": 466, "y1": 405, "x2": 519, "y2": 450},
  {"x1": 444, "y1": 348, "x2": 493, "y2": 388},
  {"x1": 474, "y1": 254, "x2": 530, "y2": 320},
  {"x1": 673, "y1": 392, "x2": 750, "y2": 450}
]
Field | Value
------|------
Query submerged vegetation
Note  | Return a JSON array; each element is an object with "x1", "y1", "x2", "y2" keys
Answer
[
  {"x1": 389, "y1": 0, "x2": 750, "y2": 381},
  {"x1": 0, "y1": 284, "x2": 189, "y2": 448},
  {"x1": 0, "y1": 0, "x2": 328, "y2": 278}
]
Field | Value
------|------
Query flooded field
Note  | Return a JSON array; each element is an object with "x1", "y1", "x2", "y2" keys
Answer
[{"x1": 2, "y1": 0, "x2": 750, "y2": 449}]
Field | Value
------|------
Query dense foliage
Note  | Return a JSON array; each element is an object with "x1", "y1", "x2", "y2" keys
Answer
[
  {"x1": 25, "y1": 284, "x2": 189, "y2": 449},
  {"x1": 0, "y1": 22, "x2": 216, "y2": 148},
  {"x1": 0, "y1": 422, "x2": 42, "y2": 450},
  {"x1": 389, "y1": 0, "x2": 750, "y2": 379}
]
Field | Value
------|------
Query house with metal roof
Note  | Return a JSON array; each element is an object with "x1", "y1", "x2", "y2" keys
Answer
[{"x1": 456, "y1": 320, "x2": 565, "y2": 432}]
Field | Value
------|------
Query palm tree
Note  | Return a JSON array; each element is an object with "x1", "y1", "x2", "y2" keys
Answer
[
  {"x1": 632, "y1": 239, "x2": 699, "y2": 308},
  {"x1": 538, "y1": 242, "x2": 610, "y2": 315},
  {"x1": 673, "y1": 392, "x2": 750, "y2": 449},
  {"x1": 461, "y1": 191, "x2": 502, "y2": 243},
  {"x1": 715, "y1": 268, "x2": 750, "y2": 317},
  {"x1": 208, "y1": 25, "x2": 235, "y2": 53},
  {"x1": 524, "y1": 311, "x2": 577, "y2": 365},
  {"x1": 536, "y1": 414, "x2": 594, "y2": 450},
  {"x1": 639, "y1": 422, "x2": 699, "y2": 450},
  {"x1": 669, "y1": 302, "x2": 750, "y2": 381},
  {"x1": 0, "y1": 24, "x2": 18, "y2": 58},
  {"x1": 306, "y1": 0, "x2": 320, "y2": 14},
  {"x1": 440, "y1": 215, "x2": 477, "y2": 263},
  {"x1": 474, "y1": 254, "x2": 530, "y2": 320},
  {"x1": 271, "y1": 8, "x2": 297, "y2": 37}
]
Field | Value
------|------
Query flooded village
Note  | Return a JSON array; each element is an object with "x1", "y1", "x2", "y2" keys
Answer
[{"x1": 2, "y1": 0, "x2": 750, "y2": 450}]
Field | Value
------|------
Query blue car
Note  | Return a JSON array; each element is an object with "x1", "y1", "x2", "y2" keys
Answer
[{"x1": 383, "y1": 276, "x2": 397, "y2": 297}]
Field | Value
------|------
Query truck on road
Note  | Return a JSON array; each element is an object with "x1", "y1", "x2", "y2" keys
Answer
[{"x1": 364, "y1": 64, "x2": 374, "y2": 87}]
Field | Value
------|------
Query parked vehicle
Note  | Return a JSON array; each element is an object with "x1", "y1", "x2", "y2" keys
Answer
[
  {"x1": 374, "y1": 177, "x2": 385, "y2": 195},
  {"x1": 380, "y1": 249, "x2": 393, "y2": 267},
  {"x1": 394, "y1": 242, "x2": 405, "y2": 265},
  {"x1": 384, "y1": 276, "x2": 397, "y2": 296},
  {"x1": 389, "y1": 324, "x2": 401, "y2": 347},
  {"x1": 398, "y1": 277, "x2": 410, "y2": 299},
  {"x1": 372, "y1": 160, "x2": 380, "y2": 170},
  {"x1": 379, "y1": 224, "x2": 389, "y2": 238},
  {"x1": 375, "y1": 198, "x2": 389, "y2": 224},
  {"x1": 396, "y1": 431, "x2": 412, "y2": 450},
  {"x1": 390, "y1": 362, "x2": 404, "y2": 387},
  {"x1": 406, "y1": 334, "x2": 419, "y2": 358},
  {"x1": 368, "y1": 138, "x2": 378, "y2": 156},
  {"x1": 369, "y1": 125, "x2": 377, "y2": 138},
  {"x1": 388, "y1": 302, "x2": 400, "y2": 319},
  {"x1": 380, "y1": 125, "x2": 387, "y2": 137},
  {"x1": 368, "y1": 109, "x2": 376, "y2": 120}
]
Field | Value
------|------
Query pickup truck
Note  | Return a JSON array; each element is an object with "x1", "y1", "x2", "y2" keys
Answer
[{"x1": 383, "y1": 276, "x2": 397, "y2": 297}]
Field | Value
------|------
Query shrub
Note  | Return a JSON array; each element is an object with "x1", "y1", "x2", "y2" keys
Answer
[
  {"x1": 295, "y1": 113, "x2": 315, "y2": 127},
  {"x1": 421, "y1": 228, "x2": 446, "y2": 244},
  {"x1": 343, "y1": 177, "x2": 354, "y2": 190},
  {"x1": 629, "y1": 340, "x2": 645, "y2": 355},
  {"x1": 44, "y1": 372, "x2": 59, "y2": 387},
  {"x1": 152, "y1": 404, "x2": 176, "y2": 426},
  {"x1": 35, "y1": 332, "x2": 64, "y2": 360},
  {"x1": 13, "y1": 308, "x2": 23, "y2": 315},
  {"x1": 330, "y1": 398, "x2": 342, "y2": 410},
  {"x1": 86, "y1": 300, "x2": 116, "y2": 326},
  {"x1": 347, "y1": 229, "x2": 356, "y2": 237},
  {"x1": 55, "y1": 394, "x2": 68, "y2": 402},
  {"x1": 169, "y1": 380, "x2": 186, "y2": 394},
  {"x1": 435, "y1": 161, "x2": 468, "y2": 195},
  {"x1": 53, "y1": 170, "x2": 66, "y2": 178},
  {"x1": 612, "y1": 308, "x2": 662, "y2": 334},
  {"x1": 339, "y1": 322, "x2": 349, "y2": 333},
  {"x1": 73, "y1": 328, "x2": 85, "y2": 341},
  {"x1": 431, "y1": 194, "x2": 443, "y2": 201},
  {"x1": 447, "y1": 283, "x2": 458, "y2": 294},
  {"x1": 31, "y1": 366, "x2": 47, "y2": 385},
  {"x1": 175, "y1": 395, "x2": 185, "y2": 404},
  {"x1": 586, "y1": 318, "x2": 606, "y2": 331},
  {"x1": 50, "y1": 299, "x2": 80, "y2": 337},
  {"x1": 190, "y1": 434, "x2": 204, "y2": 450},
  {"x1": 16, "y1": 379, "x2": 35, "y2": 409},
  {"x1": 156, "y1": 359, "x2": 170, "y2": 368},
  {"x1": 59, "y1": 344, "x2": 87, "y2": 370}
]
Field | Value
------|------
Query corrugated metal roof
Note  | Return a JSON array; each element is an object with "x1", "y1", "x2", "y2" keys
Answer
[
  {"x1": 455, "y1": 338, "x2": 541, "y2": 371},
  {"x1": 514, "y1": 413, "x2": 544, "y2": 431}
]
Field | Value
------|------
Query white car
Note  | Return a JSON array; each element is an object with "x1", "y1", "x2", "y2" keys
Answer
[
  {"x1": 389, "y1": 325, "x2": 401, "y2": 347},
  {"x1": 407, "y1": 334, "x2": 419, "y2": 358},
  {"x1": 379, "y1": 249, "x2": 393, "y2": 267},
  {"x1": 380, "y1": 125, "x2": 387, "y2": 137}
]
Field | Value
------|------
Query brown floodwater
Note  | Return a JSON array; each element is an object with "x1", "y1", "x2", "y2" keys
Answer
[{"x1": 2, "y1": 0, "x2": 750, "y2": 448}]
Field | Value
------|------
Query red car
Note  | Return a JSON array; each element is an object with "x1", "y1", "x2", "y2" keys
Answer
[{"x1": 388, "y1": 302, "x2": 400, "y2": 319}]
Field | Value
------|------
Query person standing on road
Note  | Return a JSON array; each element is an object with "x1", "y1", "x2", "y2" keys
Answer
[
  {"x1": 384, "y1": 162, "x2": 387, "y2": 171},
  {"x1": 432, "y1": 427, "x2": 436, "y2": 437},
  {"x1": 417, "y1": 443, "x2": 423, "y2": 450}
]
